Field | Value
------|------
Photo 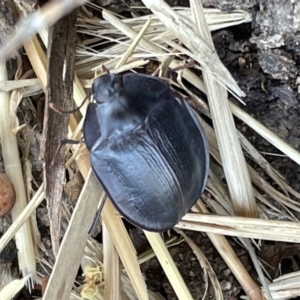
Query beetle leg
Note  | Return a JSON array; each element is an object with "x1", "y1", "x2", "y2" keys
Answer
[
  {"x1": 49, "y1": 93, "x2": 91, "y2": 115},
  {"x1": 50, "y1": 139, "x2": 82, "y2": 166},
  {"x1": 171, "y1": 60, "x2": 195, "y2": 72},
  {"x1": 88, "y1": 195, "x2": 107, "y2": 237},
  {"x1": 100, "y1": 64, "x2": 110, "y2": 74}
]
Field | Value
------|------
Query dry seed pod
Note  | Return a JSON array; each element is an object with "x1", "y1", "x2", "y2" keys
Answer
[{"x1": 0, "y1": 173, "x2": 16, "y2": 217}]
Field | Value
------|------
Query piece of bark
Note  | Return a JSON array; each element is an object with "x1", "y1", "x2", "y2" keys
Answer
[
  {"x1": 252, "y1": 0, "x2": 300, "y2": 49},
  {"x1": 42, "y1": 10, "x2": 77, "y2": 255}
]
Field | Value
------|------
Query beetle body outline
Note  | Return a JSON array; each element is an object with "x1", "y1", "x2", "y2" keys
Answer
[{"x1": 83, "y1": 73, "x2": 209, "y2": 231}]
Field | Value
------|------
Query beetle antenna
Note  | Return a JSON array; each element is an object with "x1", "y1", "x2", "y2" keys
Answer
[
  {"x1": 88, "y1": 195, "x2": 107, "y2": 237},
  {"x1": 49, "y1": 93, "x2": 91, "y2": 115}
]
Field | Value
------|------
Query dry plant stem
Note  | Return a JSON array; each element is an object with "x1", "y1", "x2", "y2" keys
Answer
[
  {"x1": 0, "y1": 0, "x2": 88, "y2": 60},
  {"x1": 271, "y1": 271, "x2": 300, "y2": 289},
  {"x1": 238, "y1": 131, "x2": 289, "y2": 196},
  {"x1": 201, "y1": 117, "x2": 300, "y2": 213},
  {"x1": 144, "y1": 231, "x2": 193, "y2": 300},
  {"x1": 102, "y1": 200, "x2": 148, "y2": 300},
  {"x1": 102, "y1": 9, "x2": 203, "y2": 92},
  {"x1": 191, "y1": 0, "x2": 257, "y2": 218},
  {"x1": 242, "y1": 238, "x2": 272, "y2": 300},
  {"x1": 103, "y1": 222, "x2": 121, "y2": 300},
  {"x1": 191, "y1": 201, "x2": 263, "y2": 300},
  {"x1": 142, "y1": 0, "x2": 244, "y2": 97},
  {"x1": 27, "y1": 30, "x2": 87, "y2": 164},
  {"x1": 44, "y1": 11, "x2": 77, "y2": 256},
  {"x1": 137, "y1": 237, "x2": 183, "y2": 265},
  {"x1": 22, "y1": 27, "x2": 84, "y2": 162},
  {"x1": 38, "y1": 27, "x2": 89, "y2": 118},
  {"x1": 248, "y1": 165, "x2": 300, "y2": 212},
  {"x1": 42, "y1": 170, "x2": 101, "y2": 300},
  {"x1": 23, "y1": 37, "x2": 47, "y2": 91},
  {"x1": 206, "y1": 74, "x2": 257, "y2": 215},
  {"x1": 115, "y1": 16, "x2": 152, "y2": 69},
  {"x1": 229, "y1": 101, "x2": 300, "y2": 166},
  {"x1": 0, "y1": 78, "x2": 40, "y2": 92},
  {"x1": 70, "y1": 295, "x2": 82, "y2": 300},
  {"x1": 0, "y1": 61, "x2": 36, "y2": 283},
  {"x1": 0, "y1": 184, "x2": 44, "y2": 253},
  {"x1": 177, "y1": 214, "x2": 300, "y2": 243},
  {"x1": 77, "y1": 9, "x2": 251, "y2": 80},
  {"x1": 173, "y1": 5, "x2": 265, "y2": 293},
  {"x1": 96, "y1": 8, "x2": 251, "y2": 36}
]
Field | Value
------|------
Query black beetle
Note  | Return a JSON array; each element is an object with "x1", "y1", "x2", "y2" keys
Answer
[{"x1": 83, "y1": 73, "x2": 209, "y2": 231}]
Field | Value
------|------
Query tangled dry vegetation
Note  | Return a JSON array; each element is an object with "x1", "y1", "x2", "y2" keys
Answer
[{"x1": 0, "y1": 0, "x2": 300, "y2": 299}]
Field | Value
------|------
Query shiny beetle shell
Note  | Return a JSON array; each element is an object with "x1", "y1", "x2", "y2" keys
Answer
[{"x1": 83, "y1": 73, "x2": 209, "y2": 231}]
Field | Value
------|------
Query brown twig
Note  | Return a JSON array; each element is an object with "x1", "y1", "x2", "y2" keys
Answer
[{"x1": 43, "y1": 10, "x2": 77, "y2": 255}]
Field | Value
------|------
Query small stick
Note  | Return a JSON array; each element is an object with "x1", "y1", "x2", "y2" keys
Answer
[{"x1": 44, "y1": 10, "x2": 77, "y2": 256}]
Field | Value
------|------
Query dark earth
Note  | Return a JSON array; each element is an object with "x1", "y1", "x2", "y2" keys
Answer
[{"x1": 0, "y1": 0, "x2": 300, "y2": 299}]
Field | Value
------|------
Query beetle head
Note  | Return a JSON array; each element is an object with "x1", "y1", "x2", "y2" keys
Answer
[{"x1": 92, "y1": 73, "x2": 123, "y2": 103}]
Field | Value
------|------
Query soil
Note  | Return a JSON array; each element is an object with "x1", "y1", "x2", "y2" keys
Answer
[
  {"x1": 138, "y1": 231, "x2": 249, "y2": 299},
  {"x1": 0, "y1": 0, "x2": 300, "y2": 299}
]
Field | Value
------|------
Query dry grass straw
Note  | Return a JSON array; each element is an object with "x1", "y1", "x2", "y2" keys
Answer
[
  {"x1": 0, "y1": 275, "x2": 31, "y2": 300},
  {"x1": 230, "y1": 102, "x2": 300, "y2": 166},
  {"x1": 0, "y1": 78, "x2": 40, "y2": 92},
  {"x1": 190, "y1": 200, "x2": 263, "y2": 299},
  {"x1": 103, "y1": 223, "x2": 120, "y2": 300},
  {"x1": 175, "y1": 7, "x2": 270, "y2": 295},
  {"x1": 42, "y1": 170, "x2": 103, "y2": 300},
  {"x1": 0, "y1": 184, "x2": 44, "y2": 253},
  {"x1": 201, "y1": 118, "x2": 300, "y2": 215},
  {"x1": 142, "y1": 1, "x2": 244, "y2": 95},
  {"x1": 0, "y1": 60, "x2": 36, "y2": 286},
  {"x1": 189, "y1": 0, "x2": 256, "y2": 218},
  {"x1": 101, "y1": 200, "x2": 148, "y2": 299},
  {"x1": 144, "y1": 231, "x2": 194, "y2": 299},
  {"x1": 178, "y1": 213, "x2": 300, "y2": 243},
  {"x1": 268, "y1": 271, "x2": 300, "y2": 299}
]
